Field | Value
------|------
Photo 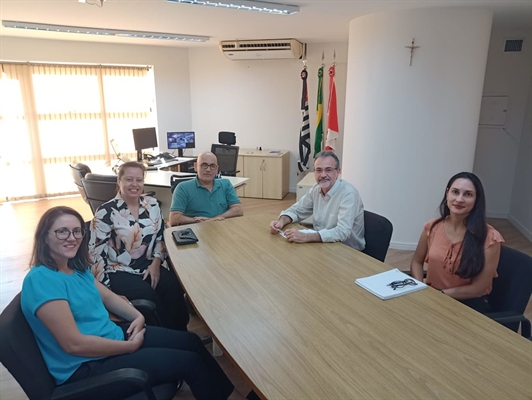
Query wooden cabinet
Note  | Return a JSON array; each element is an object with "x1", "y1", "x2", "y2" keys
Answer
[{"x1": 236, "y1": 150, "x2": 289, "y2": 199}]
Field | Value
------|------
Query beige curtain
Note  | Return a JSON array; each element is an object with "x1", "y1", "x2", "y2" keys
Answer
[{"x1": 0, "y1": 63, "x2": 154, "y2": 201}]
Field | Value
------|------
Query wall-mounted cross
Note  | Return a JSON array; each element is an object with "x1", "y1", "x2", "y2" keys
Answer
[{"x1": 405, "y1": 38, "x2": 420, "y2": 66}]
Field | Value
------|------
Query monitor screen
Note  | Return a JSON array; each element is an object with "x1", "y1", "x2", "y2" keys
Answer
[
  {"x1": 132, "y1": 127, "x2": 158, "y2": 151},
  {"x1": 167, "y1": 132, "x2": 196, "y2": 149}
]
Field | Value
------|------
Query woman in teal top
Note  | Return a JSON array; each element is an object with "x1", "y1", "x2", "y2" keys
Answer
[{"x1": 21, "y1": 206, "x2": 235, "y2": 399}]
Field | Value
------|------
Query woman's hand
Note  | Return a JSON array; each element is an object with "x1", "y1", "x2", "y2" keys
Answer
[
  {"x1": 126, "y1": 315, "x2": 146, "y2": 341},
  {"x1": 143, "y1": 262, "x2": 161, "y2": 289},
  {"x1": 127, "y1": 327, "x2": 146, "y2": 352}
]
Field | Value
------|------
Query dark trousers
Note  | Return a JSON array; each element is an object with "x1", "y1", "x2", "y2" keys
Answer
[
  {"x1": 460, "y1": 295, "x2": 491, "y2": 313},
  {"x1": 65, "y1": 326, "x2": 234, "y2": 400},
  {"x1": 109, "y1": 266, "x2": 189, "y2": 331}
]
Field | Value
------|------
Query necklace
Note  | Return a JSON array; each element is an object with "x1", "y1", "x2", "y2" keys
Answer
[{"x1": 443, "y1": 218, "x2": 466, "y2": 244}]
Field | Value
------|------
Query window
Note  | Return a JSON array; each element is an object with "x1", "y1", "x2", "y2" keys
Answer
[{"x1": 0, "y1": 63, "x2": 156, "y2": 201}]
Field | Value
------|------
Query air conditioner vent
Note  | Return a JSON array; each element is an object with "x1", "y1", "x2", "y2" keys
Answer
[
  {"x1": 219, "y1": 39, "x2": 304, "y2": 60},
  {"x1": 504, "y1": 39, "x2": 524, "y2": 52}
]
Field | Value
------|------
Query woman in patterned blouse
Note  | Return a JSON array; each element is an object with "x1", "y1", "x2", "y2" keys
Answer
[{"x1": 89, "y1": 161, "x2": 189, "y2": 330}]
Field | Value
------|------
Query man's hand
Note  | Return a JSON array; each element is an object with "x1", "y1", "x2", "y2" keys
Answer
[
  {"x1": 284, "y1": 229, "x2": 310, "y2": 243},
  {"x1": 270, "y1": 220, "x2": 284, "y2": 234},
  {"x1": 193, "y1": 216, "x2": 208, "y2": 223},
  {"x1": 143, "y1": 263, "x2": 161, "y2": 289}
]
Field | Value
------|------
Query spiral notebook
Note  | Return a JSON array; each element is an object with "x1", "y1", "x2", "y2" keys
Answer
[{"x1": 355, "y1": 268, "x2": 427, "y2": 300}]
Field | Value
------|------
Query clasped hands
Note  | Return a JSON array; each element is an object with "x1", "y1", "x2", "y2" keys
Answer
[{"x1": 269, "y1": 220, "x2": 310, "y2": 243}]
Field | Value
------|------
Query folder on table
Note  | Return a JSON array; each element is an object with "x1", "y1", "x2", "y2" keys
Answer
[{"x1": 355, "y1": 268, "x2": 427, "y2": 300}]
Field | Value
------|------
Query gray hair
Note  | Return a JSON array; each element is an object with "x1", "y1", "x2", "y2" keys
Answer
[{"x1": 315, "y1": 151, "x2": 340, "y2": 169}]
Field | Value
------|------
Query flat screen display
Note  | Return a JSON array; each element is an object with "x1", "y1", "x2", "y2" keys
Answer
[
  {"x1": 132, "y1": 127, "x2": 158, "y2": 151},
  {"x1": 167, "y1": 132, "x2": 195, "y2": 149}
]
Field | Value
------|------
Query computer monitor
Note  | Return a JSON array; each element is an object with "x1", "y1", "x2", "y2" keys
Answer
[
  {"x1": 132, "y1": 127, "x2": 158, "y2": 161},
  {"x1": 167, "y1": 131, "x2": 195, "y2": 157}
]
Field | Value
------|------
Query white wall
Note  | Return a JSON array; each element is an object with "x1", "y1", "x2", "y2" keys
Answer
[
  {"x1": 342, "y1": 8, "x2": 493, "y2": 249},
  {"x1": 509, "y1": 80, "x2": 532, "y2": 240},
  {"x1": 473, "y1": 29, "x2": 532, "y2": 219},
  {"x1": 188, "y1": 43, "x2": 348, "y2": 191},
  {"x1": 0, "y1": 37, "x2": 193, "y2": 149}
]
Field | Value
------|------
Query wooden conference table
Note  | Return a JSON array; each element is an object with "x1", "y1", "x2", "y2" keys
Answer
[{"x1": 165, "y1": 214, "x2": 532, "y2": 399}]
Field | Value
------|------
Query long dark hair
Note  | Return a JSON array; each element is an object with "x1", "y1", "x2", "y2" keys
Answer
[
  {"x1": 29, "y1": 206, "x2": 90, "y2": 272},
  {"x1": 431, "y1": 172, "x2": 487, "y2": 279}
]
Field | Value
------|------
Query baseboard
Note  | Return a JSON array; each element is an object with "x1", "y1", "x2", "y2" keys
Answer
[
  {"x1": 389, "y1": 241, "x2": 418, "y2": 251},
  {"x1": 507, "y1": 214, "x2": 532, "y2": 242},
  {"x1": 486, "y1": 212, "x2": 508, "y2": 219}
]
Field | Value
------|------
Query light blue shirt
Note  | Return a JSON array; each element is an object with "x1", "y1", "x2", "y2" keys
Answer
[
  {"x1": 280, "y1": 179, "x2": 365, "y2": 250},
  {"x1": 21, "y1": 267, "x2": 124, "y2": 384},
  {"x1": 170, "y1": 177, "x2": 241, "y2": 218}
]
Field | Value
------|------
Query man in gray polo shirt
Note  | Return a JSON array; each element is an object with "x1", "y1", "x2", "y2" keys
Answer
[
  {"x1": 169, "y1": 152, "x2": 243, "y2": 226},
  {"x1": 269, "y1": 151, "x2": 365, "y2": 250}
]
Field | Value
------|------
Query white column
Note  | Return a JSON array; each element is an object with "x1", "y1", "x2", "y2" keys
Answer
[{"x1": 341, "y1": 8, "x2": 493, "y2": 249}]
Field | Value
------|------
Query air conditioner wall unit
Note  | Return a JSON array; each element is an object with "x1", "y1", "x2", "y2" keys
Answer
[{"x1": 220, "y1": 39, "x2": 304, "y2": 60}]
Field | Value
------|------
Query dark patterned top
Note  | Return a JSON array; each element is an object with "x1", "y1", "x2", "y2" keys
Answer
[{"x1": 88, "y1": 193, "x2": 166, "y2": 287}]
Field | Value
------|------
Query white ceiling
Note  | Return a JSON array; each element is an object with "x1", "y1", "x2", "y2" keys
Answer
[{"x1": 0, "y1": 0, "x2": 531, "y2": 48}]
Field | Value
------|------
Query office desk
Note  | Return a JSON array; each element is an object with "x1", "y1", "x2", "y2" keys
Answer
[
  {"x1": 144, "y1": 171, "x2": 248, "y2": 219},
  {"x1": 165, "y1": 214, "x2": 532, "y2": 399},
  {"x1": 150, "y1": 156, "x2": 196, "y2": 171}
]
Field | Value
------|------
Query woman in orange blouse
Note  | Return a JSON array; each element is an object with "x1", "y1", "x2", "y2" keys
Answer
[{"x1": 410, "y1": 172, "x2": 504, "y2": 312}]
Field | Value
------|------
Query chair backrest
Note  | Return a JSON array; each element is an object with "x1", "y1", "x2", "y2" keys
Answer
[
  {"x1": 0, "y1": 293, "x2": 57, "y2": 400},
  {"x1": 170, "y1": 175, "x2": 194, "y2": 193},
  {"x1": 488, "y1": 246, "x2": 532, "y2": 315},
  {"x1": 81, "y1": 175, "x2": 118, "y2": 214},
  {"x1": 69, "y1": 162, "x2": 92, "y2": 202},
  {"x1": 361, "y1": 210, "x2": 393, "y2": 262},
  {"x1": 211, "y1": 144, "x2": 239, "y2": 176}
]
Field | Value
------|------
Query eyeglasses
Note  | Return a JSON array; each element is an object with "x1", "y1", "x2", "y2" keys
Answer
[
  {"x1": 314, "y1": 168, "x2": 337, "y2": 174},
  {"x1": 387, "y1": 278, "x2": 417, "y2": 290},
  {"x1": 199, "y1": 163, "x2": 218, "y2": 170},
  {"x1": 51, "y1": 228, "x2": 86, "y2": 240}
]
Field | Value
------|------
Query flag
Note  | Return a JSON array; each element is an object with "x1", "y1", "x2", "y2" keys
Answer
[
  {"x1": 325, "y1": 65, "x2": 339, "y2": 151},
  {"x1": 297, "y1": 68, "x2": 311, "y2": 173},
  {"x1": 313, "y1": 66, "x2": 324, "y2": 157}
]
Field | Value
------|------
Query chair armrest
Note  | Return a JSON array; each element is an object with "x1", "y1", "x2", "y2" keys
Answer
[
  {"x1": 485, "y1": 312, "x2": 531, "y2": 338},
  {"x1": 130, "y1": 299, "x2": 157, "y2": 313},
  {"x1": 51, "y1": 368, "x2": 156, "y2": 400}
]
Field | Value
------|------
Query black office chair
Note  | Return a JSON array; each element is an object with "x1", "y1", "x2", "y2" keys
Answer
[
  {"x1": 81, "y1": 174, "x2": 118, "y2": 215},
  {"x1": 69, "y1": 162, "x2": 92, "y2": 203},
  {"x1": 0, "y1": 293, "x2": 177, "y2": 400},
  {"x1": 485, "y1": 246, "x2": 532, "y2": 337},
  {"x1": 170, "y1": 175, "x2": 195, "y2": 193},
  {"x1": 361, "y1": 210, "x2": 393, "y2": 262},
  {"x1": 211, "y1": 144, "x2": 240, "y2": 176}
]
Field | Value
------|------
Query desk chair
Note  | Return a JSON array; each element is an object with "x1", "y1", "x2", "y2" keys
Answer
[
  {"x1": 81, "y1": 174, "x2": 118, "y2": 215},
  {"x1": 0, "y1": 293, "x2": 177, "y2": 400},
  {"x1": 170, "y1": 175, "x2": 195, "y2": 193},
  {"x1": 485, "y1": 246, "x2": 532, "y2": 337},
  {"x1": 211, "y1": 144, "x2": 240, "y2": 176},
  {"x1": 69, "y1": 162, "x2": 92, "y2": 203},
  {"x1": 361, "y1": 211, "x2": 393, "y2": 262}
]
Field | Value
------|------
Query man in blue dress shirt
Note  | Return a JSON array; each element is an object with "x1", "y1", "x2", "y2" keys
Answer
[{"x1": 270, "y1": 151, "x2": 365, "y2": 250}]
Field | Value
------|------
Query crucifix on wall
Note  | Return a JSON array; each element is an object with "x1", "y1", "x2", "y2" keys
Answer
[{"x1": 405, "y1": 38, "x2": 420, "y2": 66}]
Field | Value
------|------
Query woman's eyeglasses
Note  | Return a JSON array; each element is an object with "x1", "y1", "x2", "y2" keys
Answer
[
  {"x1": 51, "y1": 228, "x2": 86, "y2": 240},
  {"x1": 387, "y1": 278, "x2": 417, "y2": 290}
]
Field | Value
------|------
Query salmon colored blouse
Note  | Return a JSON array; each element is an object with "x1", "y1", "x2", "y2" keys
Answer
[{"x1": 423, "y1": 218, "x2": 504, "y2": 293}]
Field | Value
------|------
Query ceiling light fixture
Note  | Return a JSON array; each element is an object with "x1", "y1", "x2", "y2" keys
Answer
[
  {"x1": 1, "y1": 20, "x2": 210, "y2": 42},
  {"x1": 167, "y1": 0, "x2": 299, "y2": 15}
]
